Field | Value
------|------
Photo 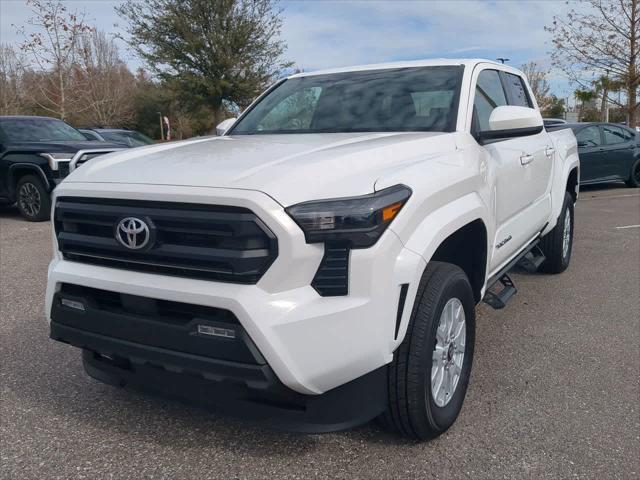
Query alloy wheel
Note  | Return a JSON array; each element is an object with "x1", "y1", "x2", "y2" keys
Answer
[
  {"x1": 431, "y1": 297, "x2": 466, "y2": 407},
  {"x1": 562, "y1": 210, "x2": 571, "y2": 260},
  {"x1": 18, "y1": 182, "x2": 41, "y2": 218}
]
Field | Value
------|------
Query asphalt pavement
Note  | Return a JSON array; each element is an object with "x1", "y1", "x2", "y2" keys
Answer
[{"x1": 1, "y1": 185, "x2": 638, "y2": 479}]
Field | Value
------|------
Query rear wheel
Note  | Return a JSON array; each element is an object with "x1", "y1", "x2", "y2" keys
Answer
[
  {"x1": 380, "y1": 262, "x2": 475, "y2": 440},
  {"x1": 539, "y1": 191, "x2": 574, "y2": 273},
  {"x1": 626, "y1": 159, "x2": 640, "y2": 188},
  {"x1": 16, "y1": 175, "x2": 50, "y2": 222}
]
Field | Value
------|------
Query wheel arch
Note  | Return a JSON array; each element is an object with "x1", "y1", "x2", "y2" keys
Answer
[
  {"x1": 8, "y1": 163, "x2": 51, "y2": 199},
  {"x1": 566, "y1": 167, "x2": 579, "y2": 203},
  {"x1": 429, "y1": 219, "x2": 488, "y2": 303}
]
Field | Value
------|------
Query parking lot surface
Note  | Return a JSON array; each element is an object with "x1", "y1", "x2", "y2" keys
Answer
[{"x1": 1, "y1": 186, "x2": 639, "y2": 480}]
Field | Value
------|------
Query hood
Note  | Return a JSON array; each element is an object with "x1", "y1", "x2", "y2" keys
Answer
[
  {"x1": 65, "y1": 132, "x2": 456, "y2": 206},
  {"x1": 6, "y1": 140, "x2": 126, "y2": 153}
]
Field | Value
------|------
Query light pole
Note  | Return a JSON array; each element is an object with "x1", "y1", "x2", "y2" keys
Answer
[{"x1": 496, "y1": 57, "x2": 510, "y2": 64}]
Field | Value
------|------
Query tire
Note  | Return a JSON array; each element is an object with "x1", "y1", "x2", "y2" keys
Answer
[
  {"x1": 15, "y1": 174, "x2": 51, "y2": 222},
  {"x1": 538, "y1": 191, "x2": 574, "y2": 274},
  {"x1": 626, "y1": 159, "x2": 640, "y2": 188},
  {"x1": 380, "y1": 262, "x2": 476, "y2": 440}
]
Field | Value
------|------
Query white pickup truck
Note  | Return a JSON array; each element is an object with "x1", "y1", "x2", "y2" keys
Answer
[{"x1": 46, "y1": 59, "x2": 579, "y2": 440}]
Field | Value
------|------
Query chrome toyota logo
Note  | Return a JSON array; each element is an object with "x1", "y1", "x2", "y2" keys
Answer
[{"x1": 116, "y1": 217, "x2": 151, "y2": 250}]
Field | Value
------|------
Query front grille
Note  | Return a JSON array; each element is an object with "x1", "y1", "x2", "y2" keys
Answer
[
  {"x1": 55, "y1": 197, "x2": 278, "y2": 283},
  {"x1": 57, "y1": 162, "x2": 70, "y2": 178}
]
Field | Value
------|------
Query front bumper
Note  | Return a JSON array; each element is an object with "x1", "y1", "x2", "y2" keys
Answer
[
  {"x1": 46, "y1": 182, "x2": 426, "y2": 397},
  {"x1": 52, "y1": 321, "x2": 387, "y2": 433}
]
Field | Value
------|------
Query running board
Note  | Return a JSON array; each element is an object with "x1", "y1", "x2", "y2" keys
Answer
[
  {"x1": 482, "y1": 274, "x2": 517, "y2": 309},
  {"x1": 482, "y1": 238, "x2": 541, "y2": 310},
  {"x1": 517, "y1": 245, "x2": 546, "y2": 273}
]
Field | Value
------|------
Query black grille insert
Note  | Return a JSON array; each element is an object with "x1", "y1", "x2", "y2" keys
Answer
[
  {"x1": 54, "y1": 284, "x2": 262, "y2": 364},
  {"x1": 55, "y1": 197, "x2": 277, "y2": 283},
  {"x1": 311, "y1": 242, "x2": 350, "y2": 296}
]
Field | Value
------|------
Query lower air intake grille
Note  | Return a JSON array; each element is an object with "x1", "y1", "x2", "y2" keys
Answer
[{"x1": 311, "y1": 242, "x2": 350, "y2": 296}]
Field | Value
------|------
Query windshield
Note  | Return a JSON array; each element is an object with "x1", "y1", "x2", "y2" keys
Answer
[
  {"x1": 231, "y1": 66, "x2": 464, "y2": 135},
  {"x1": 0, "y1": 118, "x2": 87, "y2": 142}
]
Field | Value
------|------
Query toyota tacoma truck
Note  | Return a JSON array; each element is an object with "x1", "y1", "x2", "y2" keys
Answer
[
  {"x1": 0, "y1": 116, "x2": 123, "y2": 221},
  {"x1": 46, "y1": 59, "x2": 579, "y2": 440}
]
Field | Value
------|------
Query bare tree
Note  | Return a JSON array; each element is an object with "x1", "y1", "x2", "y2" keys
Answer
[
  {"x1": 74, "y1": 31, "x2": 137, "y2": 126},
  {"x1": 520, "y1": 62, "x2": 552, "y2": 111},
  {"x1": 546, "y1": 0, "x2": 640, "y2": 126},
  {"x1": 0, "y1": 44, "x2": 27, "y2": 115},
  {"x1": 16, "y1": 0, "x2": 92, "y2": 120}
]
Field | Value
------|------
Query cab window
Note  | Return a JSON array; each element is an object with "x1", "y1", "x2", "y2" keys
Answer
[
  {"x1": 504, "y1": 73, "x2": 533, "y2": 108},
  {"x1": 575, "y1": 126, "x2": 601, "y2": 147},
  {"x1": 473, "y1": 70, "x2": 508, "y2": 132},
  {"x1": 602, "y1": 125, "x2": 628, "y2": 145}
]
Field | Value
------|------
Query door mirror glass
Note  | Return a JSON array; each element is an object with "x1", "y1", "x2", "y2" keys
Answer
[
  {"x1": 216, "y1": 118, "x2": 237, "y2": 136},
  {"x1": 478, "y1": 105, "x2": 543, "y2": 142}
]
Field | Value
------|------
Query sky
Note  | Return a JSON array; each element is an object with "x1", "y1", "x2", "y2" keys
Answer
[{"x1": 0, "y1": 0, "x2": 578, "y2": 99}]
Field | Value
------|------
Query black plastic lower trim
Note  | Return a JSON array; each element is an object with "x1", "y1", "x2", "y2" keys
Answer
[
  {"x1": 50, "y1": 321, "x2": 388, "y2": 433},
  {"x1": 395, "y1": 284, "x2": 409, "y2": 339}
]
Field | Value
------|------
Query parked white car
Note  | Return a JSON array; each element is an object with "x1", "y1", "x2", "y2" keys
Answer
[{"x1": 46, "y1": 59, "x2": 579, "y2": 439}]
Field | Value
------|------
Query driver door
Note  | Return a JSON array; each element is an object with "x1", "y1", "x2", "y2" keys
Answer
[{"x1": 472, "y1": 68, "x2": 553, "y2": 271}]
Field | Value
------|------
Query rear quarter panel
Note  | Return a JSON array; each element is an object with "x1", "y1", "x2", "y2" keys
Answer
[{"x1": 545, "y1": 128, "x2": 579, "y2": 234}]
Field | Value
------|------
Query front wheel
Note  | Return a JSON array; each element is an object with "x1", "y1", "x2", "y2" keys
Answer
[
  {"x1": 539, "y1": 191, "x2": 574, "y2": 274},
  {"x1": 16, "y1": 175, "x2": 51, "y2": 222},
  {"x1": 626, "y1": 159, "x2": 640, "y2": 188},
  {"x1": 380, "y1": 262, "x2": 476, "y2": 440}
]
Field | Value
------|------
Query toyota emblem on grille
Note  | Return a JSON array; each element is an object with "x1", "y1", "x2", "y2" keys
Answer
[{"x1": 116, "y1": 217, "x2": 151, "y2": 250}]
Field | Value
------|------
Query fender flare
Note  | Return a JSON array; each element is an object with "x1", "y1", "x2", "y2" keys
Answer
[
  {"x1": 8, "y1": 163, "x2": 51, "y2": 198},
  {"x1": 389, "y1": 193, "x2": 490, "y2": 346},
  {"x1": 545, "y1": 152, "x2": 580, "y2": 236}
]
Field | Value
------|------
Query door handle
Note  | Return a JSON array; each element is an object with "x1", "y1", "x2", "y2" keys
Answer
[
  {"x1": 520, "y1": 154, "x2": 534, "y2": 165},
  {"x1": 545, "y1": 147, "x2": 555, "y2": 157}
]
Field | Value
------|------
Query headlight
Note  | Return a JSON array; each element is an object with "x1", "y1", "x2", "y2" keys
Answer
[
  {"x1": 40, "y1": 153, "x2": 74, "y2": 171},
  {"x1": 285, "y1": 184, "x2": 411, "y2": 248}
]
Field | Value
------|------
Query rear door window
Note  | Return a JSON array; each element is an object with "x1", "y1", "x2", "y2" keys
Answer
[
  {"x1": 503, "y1": 73, "x2": 533, "y2": 108},
  {"x1": 602, "y1": 125, "x2": 628, "y2": 145}
]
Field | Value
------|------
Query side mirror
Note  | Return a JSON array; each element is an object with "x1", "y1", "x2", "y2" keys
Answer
[
  {"x1": 577, "y1": 140, "x2": 589, "y2": 148},
  {"x1": 478, "y1": 106, "x2": 544, "y2": 143},
  {"x1": 216, "y1": 118, "x2": 237, "y2": 136}
]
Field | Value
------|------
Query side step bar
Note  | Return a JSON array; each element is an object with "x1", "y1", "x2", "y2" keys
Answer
[
  {"x1": 518, "y1": 245, "x2": 546, "y2": 273},
  {"x1": 483, "y1": 274, "x2": 517, "y2": 310},
  {"x1": 482, "y1": 239, "x2": 546, "y2": 310}
]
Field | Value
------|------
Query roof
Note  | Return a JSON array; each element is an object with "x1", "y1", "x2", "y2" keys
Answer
[
  {"x1": 289, "y1": 58, "x2": 508, "y2": 78},
  {"x1": 84, "y1": 127, "x2": 131, "y2": 133},
  {"x1": 0, "y1": 115, "x2": 62, "y2": 121},
  {"x1": 551, "y1": 123, "x2": 595, "y2": 129}
]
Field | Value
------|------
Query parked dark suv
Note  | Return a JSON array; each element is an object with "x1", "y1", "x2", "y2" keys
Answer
[{"x1": 0, "y1": 116, "x2": 123, "y2": 221}]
